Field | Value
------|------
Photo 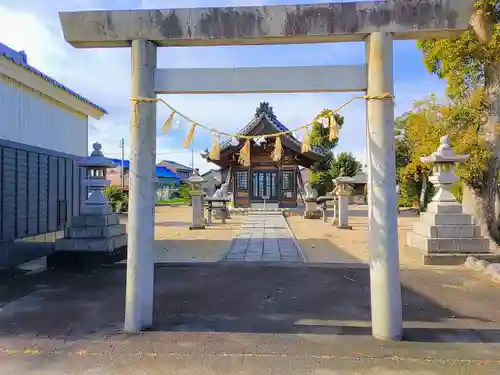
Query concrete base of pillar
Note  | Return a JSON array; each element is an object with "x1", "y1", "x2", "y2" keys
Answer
[{"x1": 52, "y1": 213, "x2": 127, "y2": 268}]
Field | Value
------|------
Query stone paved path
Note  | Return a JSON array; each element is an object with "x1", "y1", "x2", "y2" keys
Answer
[{"x1": 223, "y1": 213, "x2": 304, "y2": 262}]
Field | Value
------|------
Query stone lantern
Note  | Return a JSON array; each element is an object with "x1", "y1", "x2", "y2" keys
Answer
[
  {"x1": 420, "y1": 135, "x2": 468, "y2": 203},
  {"x1": 51, "y1": 142, "x2": 127, "y2": 268},
  {"x1": 78, "y1": 142, "x2": 117, "y2": 215},
  {"x1": 187, "y1": 168, "x2": 206, "y2": 229},
  {"x1": 333, "y1": 169, "x2": 355, "y2": 229},
  {"x1": 407, "y1": 135, "x2": 493, "y2": 265}
]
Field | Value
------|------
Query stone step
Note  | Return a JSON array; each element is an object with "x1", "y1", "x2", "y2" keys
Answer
[
  {"x1": 420, "y1": 212, "x2": 472, "y2": 226},
  {"x1": 70, "y1": 214, "x2": 120, "y2": 227},
  {"x1": 55, "y1": 234, "x2": 127, "y2": 252},
  {"x1": 65, "y1": 224, "x2": 126, "y2": 239},
  {"x1": 407, "y1": 232, "x2": 489, "y2": 253},
  {"x1": 411, "y1": 222, "x2": 481, "y2": 238},
  {"x1": 426, "y1": 202, "x2": 463, "y2": 215}
]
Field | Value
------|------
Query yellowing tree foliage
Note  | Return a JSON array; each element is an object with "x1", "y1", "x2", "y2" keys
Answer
[{"x1": 416, "y1": 0, "x2": 500, "y2": 244}]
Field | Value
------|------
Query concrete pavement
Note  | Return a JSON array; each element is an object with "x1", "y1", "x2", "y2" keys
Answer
[{"x1": 1, "y1": 263, "x2": 500, "y2": 373}]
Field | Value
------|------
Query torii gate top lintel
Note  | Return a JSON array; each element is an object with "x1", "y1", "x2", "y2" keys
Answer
[{"x1": 59, "y1": 0, "x2": 474, "y2": 48}]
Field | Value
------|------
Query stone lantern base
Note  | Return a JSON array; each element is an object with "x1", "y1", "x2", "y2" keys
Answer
[
  {"x1": 407, "y1": 201, "x2": 499, "y2": 265},
  {"x1": 48, "y1": 213, "x2": 127, "y2": 269}
]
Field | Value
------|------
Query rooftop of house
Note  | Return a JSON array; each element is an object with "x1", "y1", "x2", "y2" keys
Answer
[
  {"x1": 0, "y1": 42, "x2": 107, "y2": 115},
  {"x1": 109, "y1": 158, "x2": 179, "y2": 179},
  {"x1": 159, "y1": 160, "x2": 193, "y2": 171},
  {"x1": 201, "y1": 169, "x2": 221, "y2": 177}
]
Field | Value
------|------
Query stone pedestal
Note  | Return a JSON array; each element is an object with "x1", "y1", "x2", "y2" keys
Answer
[
  {"x1": 407, "y1": 136, "x2": 493, "y2": 265},
  {"x1": 190, "y1": 191, "x2": 205, "y2": 230},
  {"x1": 303, "y1": 182, "x2": 321, "y2": 219},
  {"x1": 188, "y1": 169, "x2": 206, "y2": 230},
  {"x1": 304, "y1": 199, "x2": 321, "y2": 219},
  {"x1": 50, "y1": 213, "x2": 127, "y2": 268},
  {"x1": 407, "y1": 201, "x2": 491, "y2": 264},
  {"x1": 337, "y1": 193, "x2": 352, "y2": 230}
]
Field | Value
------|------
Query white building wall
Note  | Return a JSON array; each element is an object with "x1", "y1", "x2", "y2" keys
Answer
[{"x1": 0, "y1": 74, "x2": 88, "y2": 157}]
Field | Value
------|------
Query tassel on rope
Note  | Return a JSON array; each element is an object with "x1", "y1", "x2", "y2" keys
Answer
[
  {"x1": 301, "y1": 127, "x2": 311, "y2": 153},
  {"x1": 238, "y1": 139, "x2": 251, "y2": 166},
  {"x1": 271, "y1": 135, "x2": 283, "y2": 162},
  {"x1": 328, "y1": 114, "x2": 339, "y2": 141},
  {"x1": 209, "y1": 133, "x2": 221, "y2": 161},
  {"x1": 183, "y1": 123, "x2": 197, "y2": 148},
  {"x1": 162, "y1": 111, "x2": 176, "y2": 134}
]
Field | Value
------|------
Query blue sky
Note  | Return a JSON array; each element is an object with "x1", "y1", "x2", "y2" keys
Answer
[{"x1": 0, "y1": 0, "x2": 446, "y2": 172}]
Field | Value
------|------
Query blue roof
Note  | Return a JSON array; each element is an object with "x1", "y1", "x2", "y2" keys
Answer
[
  {"x1": 109, "y1": 158, "x2": 179, "y2": 179},
  {"x1": 156, "y1": 166, "x2": 180, "y2": 179},
  {"x1": 0, "y1": 43, "x2": 107, "y2": 114},
  {"x1": 109, "y1": 158, "x2": 130, "y2": 169}
]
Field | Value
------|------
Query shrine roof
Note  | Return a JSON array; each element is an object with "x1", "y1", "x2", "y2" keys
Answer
[{"x1": 221, "y1": 113, "x2": 327, "y2": 157}]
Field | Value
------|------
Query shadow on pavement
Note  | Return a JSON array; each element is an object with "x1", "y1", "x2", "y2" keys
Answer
[{"x1": 1, "y1": 261, "x2": 500, "y2": 345}]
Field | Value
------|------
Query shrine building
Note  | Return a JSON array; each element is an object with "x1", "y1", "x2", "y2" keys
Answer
[{"x1": 202, "y1": 103, "x2": 329, "y2": 208}]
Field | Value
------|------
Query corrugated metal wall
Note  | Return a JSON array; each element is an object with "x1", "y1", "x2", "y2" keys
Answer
[
  {"x1": 0, "y1": 138, "x2": 84, "y2": 244},
  {"x1": 0, "y1": 74, "x2": 89, "y2": 157}
]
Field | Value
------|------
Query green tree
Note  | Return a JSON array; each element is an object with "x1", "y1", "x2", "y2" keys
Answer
[
  {"x1": 308, "y1": 110, "x2": 344, "y2": 196},
  {"x1": 331, "y1": 152, "x2": 362, "y2": 180},
  {"x1": 395, "y1": 112, "x2": 412, "y2": 174},
  {"x1": 396, "y1": 92, "x2": 488, "y2": 209},
  {"x1": 417, "y1": 0, "x2": 500, "y2": 243},
  {"x1": 178, "y1": 181, "x2": 191, "y2": 199}
]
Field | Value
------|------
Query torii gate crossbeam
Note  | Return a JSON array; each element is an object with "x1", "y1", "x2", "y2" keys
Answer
[{"x1": 58, "y1": 0, "x2": 474, "y2": 342}]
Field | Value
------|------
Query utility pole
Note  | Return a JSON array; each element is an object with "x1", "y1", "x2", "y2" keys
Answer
[
  {"x1": 119, "y1": 138, "x2": 125, "y2": 187},
  {"x1": 191, "y1": 145, "x2": 195, "y2": 175}
]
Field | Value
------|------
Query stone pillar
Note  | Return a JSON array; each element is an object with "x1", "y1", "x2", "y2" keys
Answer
[
  {"x1": 366, "y1": 32, "x2": 402, "y2": 341},
  {"x1": 125, "y1": 39, "x2": 157, "y2": 333},
  {"x1": 337, "y1": 192, "x2": 352, "y2": 230},
  {"x1": 331, "y1": 198, "x2": 339, "y2": 226},
  {"x1": 188, "y1": 169, "x2": 206, "y2": 230},
  {"x1": 207, "y1": 201, "x2": 213, "y2": 226},
  {"x1": 334, "y1": 177, "x2": 355, "y2": 230}
]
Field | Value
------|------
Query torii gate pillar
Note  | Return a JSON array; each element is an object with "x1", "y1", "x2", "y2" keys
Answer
[
  {"x1": 125, "y1": 40, "x2": 157, "y2": 332},
  {"x1": 366, "y1": 32, "x2": 402, "y2": 341}
]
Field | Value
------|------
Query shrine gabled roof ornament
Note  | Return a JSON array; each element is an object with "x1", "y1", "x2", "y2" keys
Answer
[{"x1": 219, "y1": 112, "x2": 327, "y2": 158}]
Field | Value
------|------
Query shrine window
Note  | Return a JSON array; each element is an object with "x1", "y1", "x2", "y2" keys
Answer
[
  {"x1": 281, "y1": 170, "x2": 295, "y2": 198},
  {"x1": 235, "y1": 170, "x2": 248, "y2": 190}
]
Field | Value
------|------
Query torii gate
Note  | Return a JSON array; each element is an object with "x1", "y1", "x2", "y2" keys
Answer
[{"x1": 59, "y1": 0, "x2": 474, "y2": 341}]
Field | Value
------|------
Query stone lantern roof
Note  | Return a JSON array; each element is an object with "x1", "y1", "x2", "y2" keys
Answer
[
  {"x1": 420, "y1": 136, "x2": 469, "y2": 164},
  {"x1": 77, "y1": 142, "x2": 118, "y2": 168},
  {"x1": 187, "y1": 169, "x2": 205, "y2": 185}
]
